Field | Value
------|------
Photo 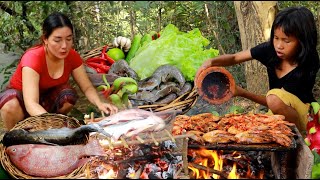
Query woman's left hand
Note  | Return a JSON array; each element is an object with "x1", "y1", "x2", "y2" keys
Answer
[{"x1": 97, "y1": 102, "x2": 118, "y2": 115}]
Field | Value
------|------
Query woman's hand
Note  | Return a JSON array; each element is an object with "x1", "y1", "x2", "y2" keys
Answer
[{"x1": 97, "y1": 102, "x2": 118, "y2": 115}]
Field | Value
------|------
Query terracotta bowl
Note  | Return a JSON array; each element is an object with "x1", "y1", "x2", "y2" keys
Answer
[{"x1": 195, "y1": 66, "x2": 235, "y2": 105}]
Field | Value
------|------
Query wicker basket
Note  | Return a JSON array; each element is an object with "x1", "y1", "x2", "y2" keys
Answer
[
  {"x1": 0, "y1": 113, "x2": 89, "y2": 179},
  {"x1": 138, "y1": 86, "x2": 198, "y2": 114},
  {"x1": 81, "y1": 44, "x2": 114, "y2": 60}
]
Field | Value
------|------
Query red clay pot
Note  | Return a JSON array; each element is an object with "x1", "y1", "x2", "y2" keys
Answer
[{"x1": 195, "y1": 66, "x2": 235, "y2": 105}]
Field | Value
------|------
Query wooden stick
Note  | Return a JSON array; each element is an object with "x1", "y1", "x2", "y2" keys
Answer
[
  {"x1": 155, "y1": 99, "x2": 194, "y2": 111},
  {"x1": 188, "y1": 162, "x2": 229, "y2": 179},
  {"x1": 135, "y1": 136, "x2": 145, "y2": 143},
  {"x1": 100, "y1": 134, "x2": 194, "y2": 149},
  {"x1": 165, "y1": 129, "x2": 175, "y2": 142},
  {"x1": 106, "y1": 138, "x2": 114, "y2": 149},
  {"x1": 120, "y1": 137, "x2": 129, "y2": 148},
  {"x1": 150, "y1": 133, "x2": 159, "y2": 146},
  {"x1": 170, "y1": 90, "x2": 191, "y2": 104},
  {"x1": 185, "y1": 89, "x2": 198, "y2": 99},
  {"x1": 182, "y1": 130, "x2": 189, "y2": 175},
  {"x1": 174, "y1": 166, "x2": 183, "y2": 179},
  {"x1": 101, "y1": 111, "x2": 105, "y2": 117},
  {"x1": 138, "y1": 104, "x2": 163, "y2": 108},
  {"x1": 90, "y1": 112, "x2": 94, "y2": 123}
]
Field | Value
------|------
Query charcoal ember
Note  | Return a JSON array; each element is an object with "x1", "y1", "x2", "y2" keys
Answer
[
  {"x1": 148, "y1": 171, "x2": 162, "y2": 179},
  {"x1": 162, "y1": 140, "x2": 177, "y2": 150}
]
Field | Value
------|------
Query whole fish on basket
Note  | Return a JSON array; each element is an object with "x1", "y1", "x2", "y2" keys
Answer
[
  {"x1": 95, "y1": 114, "x2": 166, "y2": 142},
  {"x1": 95, "y1": 108, "x2": 154, "y2": 126},
  {"x1": 91, "y1": 108, "x2": 179, "y2": 142},
  {"x1": 5, "y1": 138, "x2": 106, "y2": 178},
  {"x1": 95, "y1": 108, "x2": 178, "y2": 127},
  {"x1": 2, "y1": 123, "x2": 111, "y2": 146}
]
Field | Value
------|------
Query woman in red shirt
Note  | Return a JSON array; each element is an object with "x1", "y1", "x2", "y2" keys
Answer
[{"x1": 0, "y1": 12, "x2": 118, "y2": 130}]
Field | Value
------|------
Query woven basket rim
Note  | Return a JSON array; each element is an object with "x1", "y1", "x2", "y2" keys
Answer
[
  {"x1": 0, "y1": 113, "x2": 89, "y2": 179},
  {"x1": 138, "y1": 87, "x2": 198, "y2": 114}
]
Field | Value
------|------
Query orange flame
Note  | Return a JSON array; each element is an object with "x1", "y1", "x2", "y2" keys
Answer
[
  {"x1": 188, "y1": 149, "x2": 265, "y2": 179},
  {"x1": 227, "y1": 162, "x2": 239, "y2": 179},
  {"x1": 98, "y1": 168, "x2": 117, "y2": 179}
]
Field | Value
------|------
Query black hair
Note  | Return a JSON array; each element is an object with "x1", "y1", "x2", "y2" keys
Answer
[
  {"x1": 41, "y1": 12, "x2": 74, "y2": 42},
  {"x1": 269, "y1": 6, "x2": 319, "y2": 73}
]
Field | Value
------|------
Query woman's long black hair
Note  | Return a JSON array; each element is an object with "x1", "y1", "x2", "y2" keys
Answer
[{"x1": 269, "y1": 6, "x2": 319, "y2": 75}]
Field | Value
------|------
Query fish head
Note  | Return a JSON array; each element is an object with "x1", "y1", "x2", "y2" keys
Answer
[
  {"x1": 6, "y1": 144, "x2": 34, "y2": 158},
  {"x1": 145, "y1": 115, "x2": 166, "y2": 131}
]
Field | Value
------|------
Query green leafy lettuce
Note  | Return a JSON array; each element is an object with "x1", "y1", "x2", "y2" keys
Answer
[{"x1": 128, "y1": 24, "x2": 219, "y2": 81}]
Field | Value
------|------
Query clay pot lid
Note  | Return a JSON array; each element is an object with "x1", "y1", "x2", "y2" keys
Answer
[{"x1": 195, "y1": 66, "x2": 235, "y2": 105}]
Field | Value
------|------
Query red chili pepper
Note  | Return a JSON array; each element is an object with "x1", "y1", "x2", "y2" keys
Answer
[
  {"x1": 86, "y1": 64, "x2": 103, "y2": 73},
  {"x1": 96, "y1": 68, "x2": 104, "y2": 73},
  {"x1": 101, "y1": 45, "x2": 115, "y2": 65},
  {"x1": 100, "y1": 61, "x2": 107, "y2": 65},
  {"x1": 86, "y1": 62, "x2": 110, "y2": 73},
  {"x1": 86, "y1": 57, "x2": 105, "y2": 63}
]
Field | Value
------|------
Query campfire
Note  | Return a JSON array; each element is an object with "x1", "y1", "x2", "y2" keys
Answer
[
  {"x1": 187, "y1": 148, "x2": 273, "y2": 179},
  {"x1": 85, "y1": 140, "x2": 186, "y2": 179}
]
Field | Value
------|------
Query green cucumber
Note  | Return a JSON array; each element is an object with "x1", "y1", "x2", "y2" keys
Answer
[
  {"x1": 126, "y1": 34, "x2": 142, "y2": 63},
  {"x1": 140, "y1": 34, "x2": 152, "y2": 47}
]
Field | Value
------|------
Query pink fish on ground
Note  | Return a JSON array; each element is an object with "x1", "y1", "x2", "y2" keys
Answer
[{"x1": 6, "y1": 138, "x2": 106, "y2": 177}]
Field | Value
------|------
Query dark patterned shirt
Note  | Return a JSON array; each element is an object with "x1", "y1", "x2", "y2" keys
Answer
[{"x1": 250, "y1": 42, "x2": 318, "y2": 103}]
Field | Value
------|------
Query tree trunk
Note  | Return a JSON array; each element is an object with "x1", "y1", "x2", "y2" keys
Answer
[
  {"x1": 234, "y1": 1, "x2": 278, "y2": 96},
  {"x1": 129, "y1": 6, "x2": 135, "y2": 39}
]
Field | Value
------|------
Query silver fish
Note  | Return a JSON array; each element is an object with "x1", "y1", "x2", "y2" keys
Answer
[
  {"x1": 6, "y1": 138, "x2": 106, "y2": 177},
  {"x1": 2, "y1": 123, "x2": 111, "y2": 146},
  {"x1": 100, "y1": 114, "x2": 166, "y2": 141},
  {"x1": 96, "y1": 108, "x2": 154, "y2": 126}
]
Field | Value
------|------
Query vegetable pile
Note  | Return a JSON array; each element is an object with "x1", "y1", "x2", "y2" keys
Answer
[
  {"x1": 97, "y1": 74, "x2": 138, "y2": 109},
  {"x1": 84, "y1": 45, "x2": 115, "y2": 74},
  {"x1": 128, "y1": 24, "x2": 219, "y2": 81},
  {"x1": 305, "y1": 102, "x2": 320, "y2": 179}
]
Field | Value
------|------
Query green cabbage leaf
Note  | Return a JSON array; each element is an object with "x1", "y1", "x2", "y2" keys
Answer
[{"x1": 128, "y1": 24, "x2": 219, "y2": 81}]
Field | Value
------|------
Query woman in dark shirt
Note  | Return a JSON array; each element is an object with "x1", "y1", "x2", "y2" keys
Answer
[{"x1": 196, "y1": 6, "x2": 319, "y2": 132}]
